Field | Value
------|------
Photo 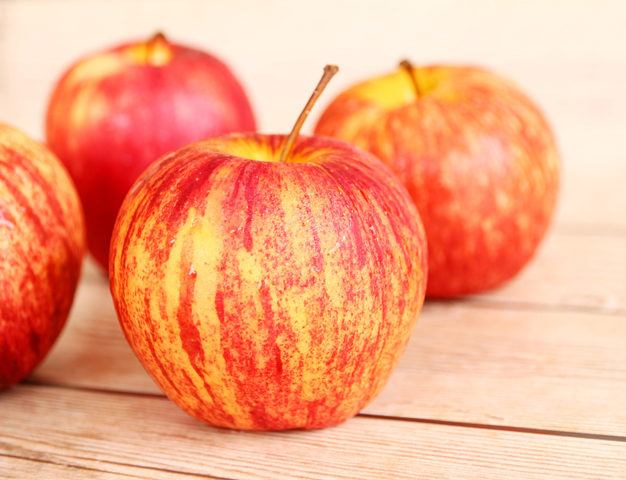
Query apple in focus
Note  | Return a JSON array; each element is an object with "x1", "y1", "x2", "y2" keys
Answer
[
  {"x1": 0, "y1": 123, "x2": 85, "y2": 390},
  {"x1": 315, "y1": 63, "x2": 560, "y2": 297},
  {"x1": 46, "y1": 32, "x2": 256, "y2": 270},
  {"x1": 109, "y1": 67, "x2": 427, "y2": 430}
]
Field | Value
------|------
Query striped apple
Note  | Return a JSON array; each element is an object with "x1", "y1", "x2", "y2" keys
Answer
[
  {"x1": 109, "y1": 67, "x2": 427, "y2": 430},
  {"x1": 315, "y1": 63, "x2": 560, "y2": 297},
  {"x1": 46, "y1": 32, "x2": 256, "y2": 270},
  {"x1": 0, "y1": 124, "x2": 85, "y2": 390}
]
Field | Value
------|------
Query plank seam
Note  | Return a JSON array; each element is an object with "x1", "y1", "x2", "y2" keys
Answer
[
  {"x1": 22, "y1": 379, "x2": 166, "y2": 399},
  {"x1": 0, "y1": 451, "x2": 147, "y2": 479},
  {"x1": 19, "y1": 381, "x2": 626, "y2": 445},
  {"x1": 357, "y1": 413, "x2": 626, "y2": 443}
]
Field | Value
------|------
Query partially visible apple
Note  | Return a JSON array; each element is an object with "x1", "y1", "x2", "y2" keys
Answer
[
  {"x1": 109, "y1": 66, "x2": 427, "y2": 430},
  {"x1": 46, "y1": 32, "x2": 256, "y2": 270},
  {"x1": 315, "y1": 62, "x2": 560, "y2": 297},
  {"x1": 0, "y1": 123, "x2": 85, "y2": 390}
]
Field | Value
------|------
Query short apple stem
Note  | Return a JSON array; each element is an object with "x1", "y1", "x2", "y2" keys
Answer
[
  {"x1": 146, "y1": 32, "x2": 169, "y2": 65},
  {"x1": 399, "y1": 59, "x2": 421, "y2": 98},
  {"x1": 279, "y1": 65, "x2": 339, "y2": 163}
]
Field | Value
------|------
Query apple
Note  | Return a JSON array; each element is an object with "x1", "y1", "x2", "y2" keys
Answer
[
  {"x1": 109, "y1": 66, "x2": 427, "y2": 430},
  {"x1": 0, "y1": 123, "x2": 85, "y2": 390},
  {"x1": 46, "y1": 32, "x2": 256, "y2": 270},
  {"x1": 315, "y1": 62, "x2": 560, "y2": 297}
]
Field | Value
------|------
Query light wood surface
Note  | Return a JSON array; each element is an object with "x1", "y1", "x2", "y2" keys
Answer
[
  {"x1": 2, "y1": 0, "x2": 626, "y2": 478},
  {"x1": 3, "y1": 385, "x2": 626, "y2": 480}
]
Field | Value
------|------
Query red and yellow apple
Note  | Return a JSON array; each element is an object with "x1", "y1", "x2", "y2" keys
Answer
[
  {"x1": 315, "y1": 63, "x2": 560, "y2": 297},
  {"x1": 0, "y1": 123, "x2": 85, "y2": 390},
  {"x1": 109, "y1": 67, "x2": 427, "y2": 430},
  {"x1": 46, "y1": 32, "x2": 256, "y2": 270}
]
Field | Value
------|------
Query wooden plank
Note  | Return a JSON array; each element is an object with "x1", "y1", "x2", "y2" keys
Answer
[
  {"x1": 31, "y1": 277, "x2": 626, "y2": 436},
  {"x1": 1, "y1": 385, "x2": 625, "y2": 480},
  {"x1": 0, "y1": 455, "x2": 156, "y2": 480},
  {"x1": 368, "y1": 302, "x2": 626, "y2": 436}
]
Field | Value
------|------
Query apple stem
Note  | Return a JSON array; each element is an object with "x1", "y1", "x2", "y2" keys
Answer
[
  {"x1": 279, "y1": 65, "x2": 339, "y2": 163},
  {"x1": 399, "y1": 59, "x2": 421, "y2": 98},
  {"x1": 146, "y1": 32, "x2": 168, "y2": 63}
]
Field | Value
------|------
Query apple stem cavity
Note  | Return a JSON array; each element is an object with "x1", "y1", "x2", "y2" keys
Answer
[
  {"x1": 279, "y1": 65, "x2": 339, "y2": 163},
  {"x1": 399, "y1": 59, "x2": 421, "y2": 98}
]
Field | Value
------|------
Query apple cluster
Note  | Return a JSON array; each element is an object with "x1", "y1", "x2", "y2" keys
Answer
[{"x1": 0, "y1": 33, "x2": 559, "y2": 431}]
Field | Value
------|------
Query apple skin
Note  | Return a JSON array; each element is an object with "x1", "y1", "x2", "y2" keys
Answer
[
  {"x1": 109, "y1": 134, "x2": 427, "y2": 430},
  {"x1": 0, "y1": 124, "x2": 85, "y2": 390},
  {"x1": 315, "y1": 65, "x2": 560, "y2": 297},
  {"x1": 46, "y1": 33, "x2": 256, "y2": 270}
]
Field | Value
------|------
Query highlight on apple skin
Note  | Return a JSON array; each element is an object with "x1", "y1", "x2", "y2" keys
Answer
[
  {"x1": 46, "y1": 32, "x2": 256, "y2": 270},
  {"x1": 109, "y1": 133, "x2": 427, "y2": 430},
  {"x1": 0, "y1": 123, "x2": 85, "y2": 390},
  {"x1": 315, "y1": 64, "x2": 560, "y2": 297}
]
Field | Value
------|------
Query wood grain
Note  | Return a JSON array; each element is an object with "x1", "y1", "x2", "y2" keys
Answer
[
  {"x1": 2, "y1": 385, "x2": 625, "y2": 480},
  {"x1": 0, "y1": 456, "x2": 164, "y2": 480},
  {"x1": 30, "y1": 267, "x2": 626, "y2": 436}
]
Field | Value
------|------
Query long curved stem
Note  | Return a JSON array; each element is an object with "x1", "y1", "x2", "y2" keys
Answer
[{"x1": 279, "y1": 65, "x2": 339, "y2": 163}]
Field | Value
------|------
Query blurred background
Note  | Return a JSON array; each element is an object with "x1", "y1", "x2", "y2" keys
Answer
[{"x1": 1, "y1": 0, "x2": 625, "y2": 229}]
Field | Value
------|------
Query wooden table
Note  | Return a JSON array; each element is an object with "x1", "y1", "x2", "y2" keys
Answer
[
  {"x1": 2, "y1": 1, "x2": 626, "y2": 478},
  {"x1": 2, "y1": 179, "x2": 625, "y2": 480}
]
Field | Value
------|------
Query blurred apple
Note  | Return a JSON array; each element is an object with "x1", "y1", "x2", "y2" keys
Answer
[
  {"x1": 0, "y1": 123, "x2": 85, "y2": 390},
  {"x1": 46, "y1": 32, "x2": 256, "y2": 270},
  {"x1": 109, "y1": 66, "x2": 427, "y2": 430},
  {"x1": 316, "y1": 63, "x2": 560, "y2": 297}
]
